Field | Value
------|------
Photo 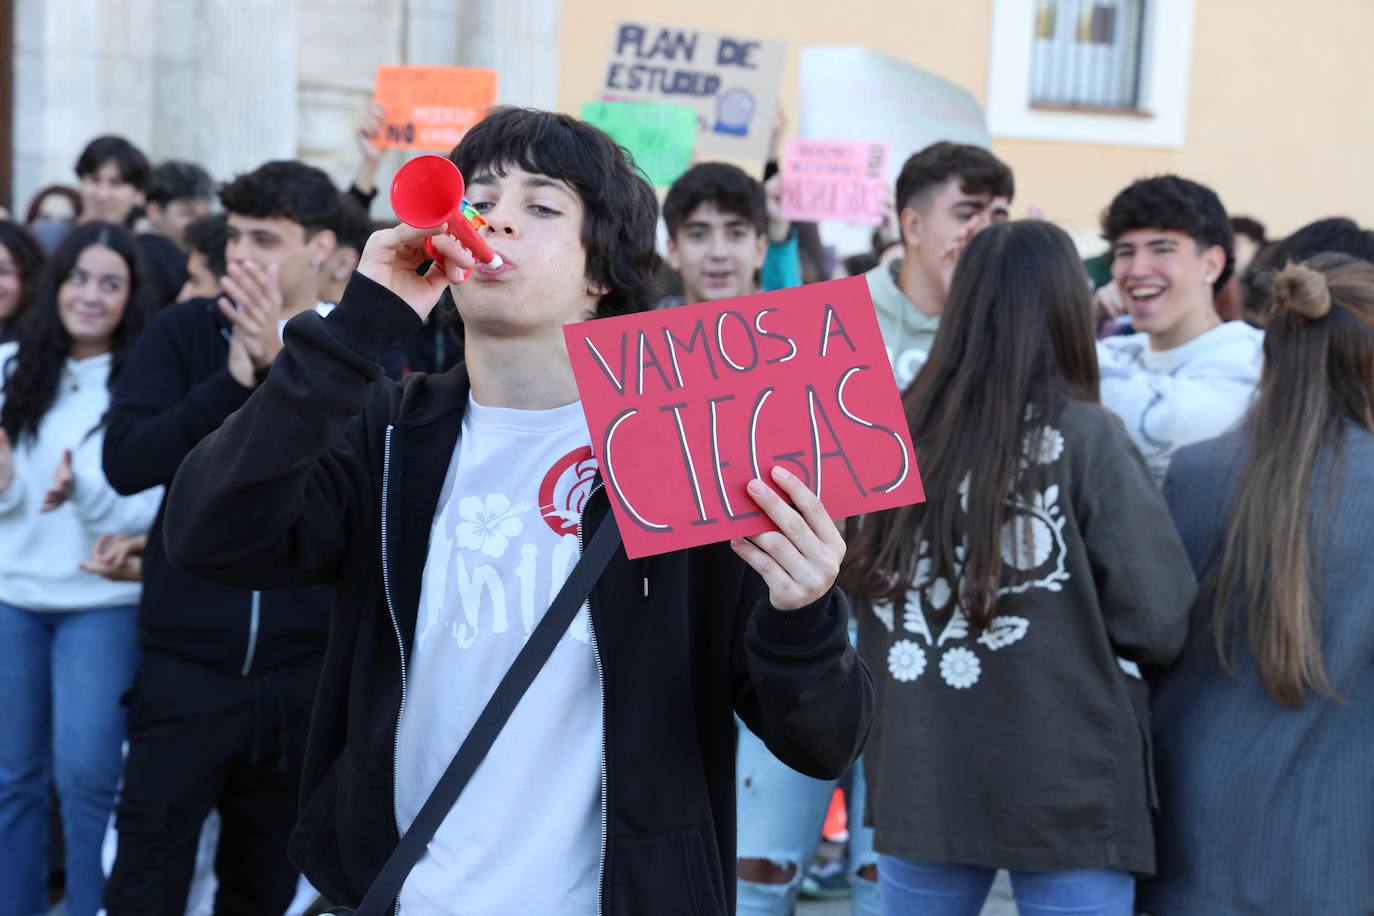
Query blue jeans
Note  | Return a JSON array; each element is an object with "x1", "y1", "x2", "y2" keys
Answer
[
  {"x1": 736, "y1": 721, "x2": 878, "y2": 916},
  {"x1": 0, "y1": 601, "x2": 140, "y2": 916},
  {"x1": 878, "y1": 855, "x2": 1134, "y2": 916}
]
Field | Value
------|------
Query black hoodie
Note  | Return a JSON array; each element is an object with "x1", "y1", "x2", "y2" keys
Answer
[
  {"x1": 103, "y1": 297, "x2": 332, "y2": 675},
  {"x1": 161, "y1": 274, "x2": 874, "y2": 913}
]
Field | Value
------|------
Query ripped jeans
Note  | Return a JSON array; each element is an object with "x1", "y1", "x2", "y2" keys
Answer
[{"x1": 736, "y1": 720, "x2": 878, "y2": 915}]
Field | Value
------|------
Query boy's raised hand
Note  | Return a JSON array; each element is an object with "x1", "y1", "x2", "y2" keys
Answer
[
  {"x1": 730, "y1": 466, "x2": 846, "y2": 611},
  {"x1": 357, "y1": 224, "x2": 477, "y2": 321}
]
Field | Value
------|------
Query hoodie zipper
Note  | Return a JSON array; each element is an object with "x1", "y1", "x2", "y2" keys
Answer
[
  {"x1": 240, "y1": 591, "x2": 261, "y2": 676},
  {"x1": 382, "y1": 425, "x2": 409, "y2": 916},
  {"x1": 579, "y1": 482, "x2": 608, "y2": 916}
]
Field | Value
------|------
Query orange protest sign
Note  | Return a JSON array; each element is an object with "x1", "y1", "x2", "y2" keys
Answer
[{"x1": 372, "y1": 66, "x2": 499, "y2": 151}]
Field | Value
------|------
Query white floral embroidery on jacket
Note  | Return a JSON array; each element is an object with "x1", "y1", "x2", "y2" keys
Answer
[{"x1": 872, "y1": 424, "x2": 1068, "y2": 689}]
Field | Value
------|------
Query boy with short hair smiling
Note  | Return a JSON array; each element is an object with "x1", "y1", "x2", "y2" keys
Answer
[{"x1": 1097, "y1": 175, "x2": 1264, "y2": 484}]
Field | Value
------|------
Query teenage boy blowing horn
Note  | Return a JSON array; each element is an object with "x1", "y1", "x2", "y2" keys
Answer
[{"x1": 162, "y1": 107, "x2": 872, "y2": 916}]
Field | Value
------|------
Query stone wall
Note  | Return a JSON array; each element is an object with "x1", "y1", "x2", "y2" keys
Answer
[{"x1": 9, "y1": 0, "x2": 560, "y2": 220}]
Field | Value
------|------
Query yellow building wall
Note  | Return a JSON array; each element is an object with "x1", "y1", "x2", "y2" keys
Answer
[{"x1": 557, "y1": 0, "x2": 1374, "y2": 244}]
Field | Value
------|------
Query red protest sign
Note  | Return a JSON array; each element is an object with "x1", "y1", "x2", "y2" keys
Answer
[
  {"x1": 373, "y1": 65, "x2": 498, "y2": 150},
  {"x1": 565, "y1": 276, "x2": 924, "y2": 559},
  {"x1": 780, "y1": 139, "x2": 890, "y2": 225}
]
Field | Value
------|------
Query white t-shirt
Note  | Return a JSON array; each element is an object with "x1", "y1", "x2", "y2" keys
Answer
[
  {"x1": 1097, "y1": 321, "x2": 1264, "y2": 485},
  {"x1": 0, "y1": 343, "x2": 162, "y2": 611},
  {"x1": 395, "y1": 396, "x2": 604, "y2": 915}
]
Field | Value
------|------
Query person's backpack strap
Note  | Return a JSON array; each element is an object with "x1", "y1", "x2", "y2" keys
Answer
[{"x1": 352, "y1": 515, "x2": 623, "y2": 916}]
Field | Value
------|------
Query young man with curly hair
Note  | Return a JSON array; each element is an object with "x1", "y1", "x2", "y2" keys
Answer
[
  {"x1": 1096, "y1": 175, "x2": 1264, "y2": 484},
  {"x1": 103, "y1": 161, "x2": 341, "y2": 915}
]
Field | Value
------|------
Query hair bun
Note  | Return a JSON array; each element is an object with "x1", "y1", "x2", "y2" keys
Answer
[{"x1": 1272, "y1": 262, "x2": 1332, "y2": 320}]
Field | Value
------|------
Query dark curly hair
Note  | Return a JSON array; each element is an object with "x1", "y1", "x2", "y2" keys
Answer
[
  {"x1": 663, "y1": 163, "x2": 767, "y2": 238},
  {"x1": 1101, "y1": 174, "x2": 1235, "y2": 294},
  {"x1": 218, "y1": 160, "x2": 341, "y2": 238},
  {"x1": 1, "y1": 222, "x2": 153, "y2": 443},
  {"x1": 448, "y1": 106, "x2": 660, "y2": 332},
  {"x1": 895, "y1": 141, "x2": 1015, "y2": 215},
  {"x1": 0, "y1": 221, "x2": 48, "y2": 336}
]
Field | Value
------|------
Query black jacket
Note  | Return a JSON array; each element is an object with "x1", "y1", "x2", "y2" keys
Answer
[
  {"x1": 104, "y1": 297, "x2": 332, "y2": 675},
  {"x1": 162, "y1": 274, "x2": 874, "y2": 914},
  {"x1": 135, "y1": 232, "x2": 189, "y2": 308},
  {"x1": 856, "y1": 400, "x2": 1196, "y2": 877}
]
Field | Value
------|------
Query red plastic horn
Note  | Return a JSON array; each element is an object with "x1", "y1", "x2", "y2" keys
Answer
[{"x1": 390, "y1": 154, "x2": 501, "y2": 270}]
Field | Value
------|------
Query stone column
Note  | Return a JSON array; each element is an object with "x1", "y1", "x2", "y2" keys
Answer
[
  {"x1": 10, "y1": 0, "x2": 299, "y2": 210},
  {"x1": 180, "y1": 0, "x2": 299, "y2": 183},
  {"x1": 456, "y1": 0, "x2": 561, "y2": 109},
  {"x1": 404, "y1": 0, "x2": 463, "y2": 65},
  {"x1": 296, "y1": 0, "x2": 405, "y2": 191},
  {"x1": 11, "y1": 0, "x2": 158, "y2": 212},
  {"x1": 403, "y1": 0, "x2": 561, "y2": 107}
]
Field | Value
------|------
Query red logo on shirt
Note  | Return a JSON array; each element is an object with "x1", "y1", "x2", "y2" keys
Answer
[{"x1": 538, "y1": 447, "x2": 599, "y2": 537}]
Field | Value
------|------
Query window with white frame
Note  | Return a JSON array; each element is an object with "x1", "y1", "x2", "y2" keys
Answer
[
  {"x1": 1030, "y1": 0, "x2": 1147, "y2": 111},
  {"x1": 986, "y1": 0, "x2": 1196, "y2": 148}
]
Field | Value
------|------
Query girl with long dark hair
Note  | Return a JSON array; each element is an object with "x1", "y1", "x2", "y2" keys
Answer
[
  {"x1": 1141, "y1": 254, "x2": 1374, "y2": 913},
  {"x1": 0, "y1": 221, "x2": 47, "y2": 343},
  {"x1": 843, "y1": 221, "x2": 1196, "y2": 915},
  {"x1": 0, "y1": 221, "x2": 162, "y2": 916}
]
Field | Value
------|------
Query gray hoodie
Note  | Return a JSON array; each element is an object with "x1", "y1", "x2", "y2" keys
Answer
[{"x1": 865, "y1": 258, "x2": 941, "y2": 389}]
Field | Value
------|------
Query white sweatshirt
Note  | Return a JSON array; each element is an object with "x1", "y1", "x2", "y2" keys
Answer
[
  {"x1": 1097, "y1": 321, "x2": 1265, "y2": 485},
  {"x1": 0, "y1": 342, "x2": 163, "y2": 611}
]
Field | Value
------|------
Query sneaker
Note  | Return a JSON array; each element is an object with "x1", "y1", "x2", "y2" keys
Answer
[{"x1": 799, "y1": 856, "x2": 851, "y2": 901}]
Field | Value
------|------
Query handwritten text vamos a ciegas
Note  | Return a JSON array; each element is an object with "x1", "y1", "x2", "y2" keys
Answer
[{"x1": 579, "y1": 301, "x2": 914, "y2": 535}]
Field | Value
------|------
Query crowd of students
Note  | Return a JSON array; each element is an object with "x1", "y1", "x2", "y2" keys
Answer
[{"x1": 0, "y1": 104, "x2": 1370, "y2": 916}]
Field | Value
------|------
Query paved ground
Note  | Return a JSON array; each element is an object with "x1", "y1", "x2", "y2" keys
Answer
[{"x1": 798, "y1": 870, "x2": 1017, "y2": 916}]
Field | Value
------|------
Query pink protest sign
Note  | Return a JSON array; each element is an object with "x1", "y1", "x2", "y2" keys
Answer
[
  {"x1": 564, "y1": 276, "x2": 925, "y2": 560},
  {"x1": 779, "y1": 139, "x2": 890, "y2": 226}
]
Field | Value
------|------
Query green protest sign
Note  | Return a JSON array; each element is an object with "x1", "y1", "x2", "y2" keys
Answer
[{"x1": 581, "y1": 100, "x2": 698, "y2": 187}]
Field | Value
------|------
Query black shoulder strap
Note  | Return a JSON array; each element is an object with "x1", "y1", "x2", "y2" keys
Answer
[{"x1": 354, "y1": 515, "x2": 623, "y2": 916}]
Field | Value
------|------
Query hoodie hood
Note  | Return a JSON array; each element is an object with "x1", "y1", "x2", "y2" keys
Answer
[{"x1": 864, "y1": 258, "x2": 940, "y2": 389}]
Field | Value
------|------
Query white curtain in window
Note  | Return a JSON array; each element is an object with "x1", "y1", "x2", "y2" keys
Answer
[{"x1": 1030, "y1": 0, "x2": 1144, "y2": 109}]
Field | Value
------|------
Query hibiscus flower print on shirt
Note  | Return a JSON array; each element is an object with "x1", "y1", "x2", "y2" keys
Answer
[{"x1": 456, "y1": 494, "x2": 527, "y2": 559}]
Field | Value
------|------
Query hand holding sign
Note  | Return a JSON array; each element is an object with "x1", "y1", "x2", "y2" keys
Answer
[
  {"x1": 373, "y1": 66, "x2": 498, "y2": 151},
  {"x1": 731, "y1": 467, "x2": 845, "y2": 610}
]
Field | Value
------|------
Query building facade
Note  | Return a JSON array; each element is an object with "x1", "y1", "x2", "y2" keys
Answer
[
  {"x1": 3, "y1": 0, "x2": 1372, "y2": 237},
  {"x1": 3, "y1": 0, "x2": 561, "y2": 219}
]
